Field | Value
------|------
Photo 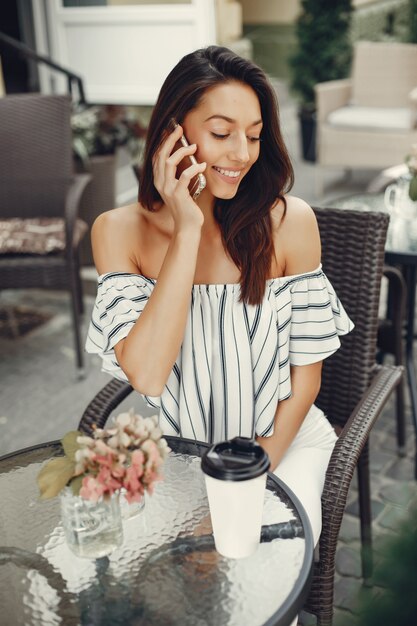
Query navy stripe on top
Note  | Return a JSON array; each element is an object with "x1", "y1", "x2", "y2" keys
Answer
[{"x1": 85, "y1": 264, "x2": 354, "y2": 443}]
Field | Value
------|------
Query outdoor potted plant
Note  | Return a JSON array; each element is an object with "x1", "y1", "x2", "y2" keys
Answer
[
  {"x1": 409, "y1": 0, "x2": 417, "y2": 42},
  {"x1": 72, "y1": 105, "x2": 147, "y2": 265},
  {"x1": 289, "y1": 0, "x2": 353, "y2": 162}
]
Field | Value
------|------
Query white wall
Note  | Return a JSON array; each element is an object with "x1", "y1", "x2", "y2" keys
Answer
[{"x1": 33, "y1": 0, "x2": 216, "y2": 104}]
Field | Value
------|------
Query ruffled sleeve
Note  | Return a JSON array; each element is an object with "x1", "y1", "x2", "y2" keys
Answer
[
  {"x1": 274, "y1": 265, "x2": 354, "y2": 369},
  {"x1": 85, "y1": 272, "x2": 155, "y2": 380}
]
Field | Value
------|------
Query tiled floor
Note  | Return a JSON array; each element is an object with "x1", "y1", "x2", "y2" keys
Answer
[{"x1": 1, "y1": 97, "x2": 416, "y2": 625}]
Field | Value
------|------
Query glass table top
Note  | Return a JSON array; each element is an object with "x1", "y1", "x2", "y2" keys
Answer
[
  {"x1": 0, "y1": 442, "x2": 312, "y2": 626},
  {"x1": 330, "y1": 192, "x2": 417, "y2": 259}
]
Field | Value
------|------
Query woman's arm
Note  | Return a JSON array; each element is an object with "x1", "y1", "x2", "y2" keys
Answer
[
  {"x1": 92, "y1": 215, "x2": 201, "y2": 397},
  {"x1": 92, "y1": 124, "x2": 207, "y2": 396},
  {"x1": 256, "y1": 362, "x2": 322, "y2": 471}
]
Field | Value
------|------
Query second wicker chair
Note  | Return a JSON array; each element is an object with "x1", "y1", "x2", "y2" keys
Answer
[{"x1": 0, "y1": 94, "x2": 90, "y2": 374}]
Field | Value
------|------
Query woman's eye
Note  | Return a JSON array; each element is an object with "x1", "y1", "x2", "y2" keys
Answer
[
  {"x1": 210, "y1": 132, "x2": 262, "y2": 143},
  {"x1": 211, "y1": 132, "x2": 229, "y2": 140}
]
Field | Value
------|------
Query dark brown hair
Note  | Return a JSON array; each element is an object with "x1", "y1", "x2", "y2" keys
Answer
[{"x1": 139, "y1": 46, "x2": 294, "y2": 304}]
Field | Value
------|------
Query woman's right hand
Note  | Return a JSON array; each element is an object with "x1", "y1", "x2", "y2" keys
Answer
[{"x1": 152, "y1": 124, "x2": 207, "y2": 232}]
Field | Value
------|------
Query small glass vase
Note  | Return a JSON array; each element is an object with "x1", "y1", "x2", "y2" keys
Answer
[
  {"x1": 60, "y1": 488, "x2": 124, "y2": 559},
  {"x1": 119, "y1": 489, "x2": 145, "y2": 520}
]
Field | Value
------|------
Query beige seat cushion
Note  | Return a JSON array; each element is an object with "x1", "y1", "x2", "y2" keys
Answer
[
  {"x1": 0, "y1": 218, "x2": 88, "y2": 255},
  {"x1": 327, "y1": 106, "x2": 414, "y2": 131}
]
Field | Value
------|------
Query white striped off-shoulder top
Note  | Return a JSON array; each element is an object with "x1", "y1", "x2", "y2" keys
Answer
[{"x1": 85, "y1": 265, "x2": 354, "y2": 443}]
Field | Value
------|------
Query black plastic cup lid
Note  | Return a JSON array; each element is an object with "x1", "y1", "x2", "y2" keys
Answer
[{"x1": 201, "y1": 436, "x2": 270, "y2": 481}]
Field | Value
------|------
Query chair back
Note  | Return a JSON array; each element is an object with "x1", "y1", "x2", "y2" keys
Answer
[
  {"x1": 0, "y1": 94, "x2": 73, "y2": 218},
  {"x1": 352, "y1": 41, "x2": 417, "y2": 108},
  {"x1": 313, "y1": 206, "x2": 389, "y2": 429}
]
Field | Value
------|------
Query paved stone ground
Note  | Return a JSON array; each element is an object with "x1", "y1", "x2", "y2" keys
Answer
[{"x1": 1, "y1": 96, "x2": 416, "y2": 624}]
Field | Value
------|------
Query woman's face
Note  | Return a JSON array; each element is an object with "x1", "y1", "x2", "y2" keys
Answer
[{"x1": 181, "y1": 81, "x2": 263, "y2": 201}]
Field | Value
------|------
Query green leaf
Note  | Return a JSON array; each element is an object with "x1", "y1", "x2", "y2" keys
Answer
[
  {"x1": 61, "y1": 431, "x2": 81, "y2": 462},
  {"x1": 69, "y1": 475, "x2": 84, "y2": 497},
  {"x1": 37, "y1": 456, "x2": 76, "y2": 500},
  {"x1": 409, "y1": 176, "x2": 417, "y2": 202}
]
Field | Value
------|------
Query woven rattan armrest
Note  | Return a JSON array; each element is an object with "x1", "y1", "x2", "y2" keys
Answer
[
  {"x1": 323, "y1": 364, "x2": 402, "y2": 522},
  {"x1": 78, "y1": 378, "x2": 134, "y2": 435},
  {"x1": 304, "y1": 364, "x2": 403, "y2": 621},
  {"x1": 64, "y1": 174, "x2": 91, "y2": 253}
]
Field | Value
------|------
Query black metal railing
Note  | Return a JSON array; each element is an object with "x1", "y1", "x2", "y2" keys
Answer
[{"x1": 0, "y1": 31, "x2": 86, "y2": 105}]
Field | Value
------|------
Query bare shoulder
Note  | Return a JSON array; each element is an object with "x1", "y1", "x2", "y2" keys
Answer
[
  {"x1": 273, "y1": 195, "x2": 321, "y2": 276},
  {"x1": 92, "y1": 203, "x2": 143, "y2": 237},
  {"x1": 281, "y1": 195, "x2": 319, "y2": 233},
  {"x1": 91, "y1": 203, "x2": 144, "y2": 275}
]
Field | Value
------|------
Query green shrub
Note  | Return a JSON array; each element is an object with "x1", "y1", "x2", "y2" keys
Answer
[
  {"x1": 289, "y1": 0, "x2": 353, "y2": 109},
  {"x1": 409, "y1": 0, "x2": 417, "y2": 42},
  {"x1": 341, "y1": 505, "x2": 417, "y2": 626}
]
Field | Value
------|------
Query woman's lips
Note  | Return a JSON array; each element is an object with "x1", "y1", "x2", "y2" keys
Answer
[{"x1": 212, "y1": 166, "x2": 243, "y2": 185}]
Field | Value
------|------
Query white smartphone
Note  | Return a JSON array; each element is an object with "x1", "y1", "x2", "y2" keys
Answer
[{"x1": 170, "y1": 118, "x2": 206, "y2": 200}]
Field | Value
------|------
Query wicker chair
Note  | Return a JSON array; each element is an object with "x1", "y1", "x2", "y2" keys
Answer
[
  {"x1": 0, "y1": 94, "x2": 90, "y2": 373},
  {"x1": 78, "y1": 206, "x2": 402, "y2": 625},
  {"x1": 303, "y1": 207, "x2": 402, "y2": 624}
]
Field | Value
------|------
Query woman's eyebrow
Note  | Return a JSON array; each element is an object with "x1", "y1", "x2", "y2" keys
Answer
[{"x1": 204, "y1": 114, "x2": 263, "y2": 126}]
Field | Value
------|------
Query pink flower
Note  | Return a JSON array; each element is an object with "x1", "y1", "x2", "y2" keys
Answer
[
  {"x1": 97, "y1": 466, "x2": 123, "y2": 494},
  {"x1": 95, "y1": 454, "x2": 114, "y2": 469},
  {"x1": 131, "y1": 449, "x2": 144, "y2": 474},
  {"x1": 80, "y1": 476, "x2": 105, "y2": 502},
  {"x1": 123, "y1": 465, "x2": 141, "y2": 494},
  {"x1": 124, "y1": 489, "x2": 144, "y2": 504},
  {"x1": 111, "y1": 461, "x2": 126, "y2": 479},
  {"x1": 144, "y1": 468, "x2": 162, "y2": 489},
  {"x1": 56, "y1": 411, "x2": 170, "y2": 503},
  {"x1": 141, "y1": 439, "x2": 160, "y2": 466}
]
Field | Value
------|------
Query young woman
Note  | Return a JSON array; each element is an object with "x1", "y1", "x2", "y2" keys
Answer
[{"x1": 86, "y1": 45, "x2": 353, "y2": 546}]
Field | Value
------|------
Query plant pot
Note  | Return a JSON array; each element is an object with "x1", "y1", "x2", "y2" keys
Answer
[
  {"x1": 75, "y1": 154, "x2": 116, "y2": 266},
  {"x1": 298, "y1": 107, "x2": 317, "y2": 163},
  {"x1": 60, "y1": 488, "x2": 123, "y2": 559}
]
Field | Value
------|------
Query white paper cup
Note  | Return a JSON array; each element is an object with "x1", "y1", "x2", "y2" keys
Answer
[{"x1": 201, "y1": 437, "x2": 270, "y2": 559}]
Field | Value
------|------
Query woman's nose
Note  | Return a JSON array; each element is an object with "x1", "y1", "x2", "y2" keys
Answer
[{"x1": 228, "y1": 134, "x2": 250, "y2": 164}]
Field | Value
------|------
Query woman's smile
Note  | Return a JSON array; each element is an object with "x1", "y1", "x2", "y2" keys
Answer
[{"x1": 212, "y1": 165, "x2": 244, "y2": 184}]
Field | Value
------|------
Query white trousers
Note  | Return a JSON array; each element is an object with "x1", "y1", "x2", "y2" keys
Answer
[{"x1": 273, "y1": 403, "x2": 337, "y2": 547}]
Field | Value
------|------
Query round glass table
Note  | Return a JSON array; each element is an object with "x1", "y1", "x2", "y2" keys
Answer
[{"x1": 0, "y1": 436, "x2": 313, "y2": 626}]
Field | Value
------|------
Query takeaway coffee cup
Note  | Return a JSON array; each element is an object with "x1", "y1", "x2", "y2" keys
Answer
[{"x1": 201, "y1": 437, "x2": 270, "y2": 559}]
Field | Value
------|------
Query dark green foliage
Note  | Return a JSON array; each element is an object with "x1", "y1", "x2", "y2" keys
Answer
[
  {"x1": 341, "y1": 505, "x2": 417, "y2": 626},
  {"x1": 289, "y1": 0, "x2": 353, "y2": 108},
  {"x1": 409, "y1": 0, "x2": 417, "y2": 43}
]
